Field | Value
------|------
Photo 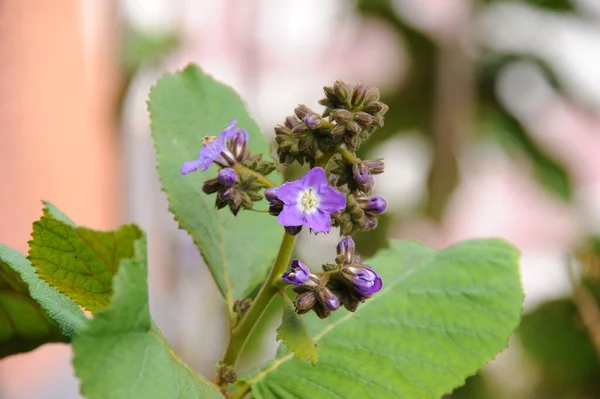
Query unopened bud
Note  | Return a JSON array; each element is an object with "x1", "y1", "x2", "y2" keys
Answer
[
  {"x1": 334, "y1": 80, "x2": 350, "y2": 103},
  {"x1": 304, "y1": 114, "x2": 322, "y2": 129},
  {"x1": 352, "y1": 162, "x2": 372, "y2": 185},
  {"x1": 202, "y1": 178, "x2": 220, "y2": 194},
  {"x1": 363, "y1": 159, "x2": 384, "y2": 175},
  {"x1": 336, "y1": 236, "x2": 356, "y2": 266},
  {"x1": 354, "y1": 112, "x2": 373, "y2": 127},
  {"x1": 364, "y1": 87, "x2": 380, "y2": 104},
  {"x1": 317, "y1": 288, "x2": 340, "y2": 311},
  {"x1": 294, "y1": 104, "x2": 314, "y2": 120},
  {"x1": 351, "y1": 84, "x2": 367, "y2": 107},
  {"x1": 323, "y1": 86, "x2": 337, "y2": 101},
  {"x1": 217, "y1": 168, "x2": 237, "y2": 186},
  {"x1": 285, "y1": 225, "x2": 303, "y2": 236},
  {"x1": 330, "y1": 123, "x2": 346, "y2": 137},
  {"x1": 346, "y1": 121, "x2": 362, "y2": 136},
  {"x1": 285, "y1": 115, "x2": 301, "y2": 129},
  {"x1": 295, "y1": 291, "x2": 316, "y2": 314},
  {"x1": 365, "y1": 101, "x2": 384, "y2": 115},
  {"x1": 332, "y1": 109, "x2": 353, "y2": 124}
]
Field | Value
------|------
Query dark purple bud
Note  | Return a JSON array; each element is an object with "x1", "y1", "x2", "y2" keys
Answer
[
  {"x1": 342, "y1": 266, "x2": 382, "y2": 296},
  {"x1": 295, "y1": 291, "x2": 316, "y2": 314},
  {"x1": 363, "y1": 159, "x2": 384, "y2": 175},
  {"x1": 202, "y1": 178, "x2": 220, "y2": 194},
  {"x1": 304, "y1": 114, "x2": 322, "y2": 129},
  {"x1": 282, "y1": 260, "x2": 311, "y2": 286},
  {"x1": 317, "y1": 288, "x2": 340, "y2": 311},
  {"x1": 217, "y1": 168, "x2": 237, "y2": 186},
  {"x1": 336, "y1": 236, "x2": 355, "y2": 266},
  {"x1": 264, "y1": 187, "x2": 280, "y2": 204},
  {"x1": 352, "y1": 162, "x2": 372, "y2": 185},
  {"x1": 334, "y1": 80, "x2": 350, "y2": 102},
  {"x1": 351, "y1": 84, "x2": 367, "y2": 107},
  {"x1": 364, "y1": 196, "x2": 387, "y2": 214},
  {"x1": 284, "y1": 225, "x2": 303, "y2": 236},
  {"x1": 332, "y1": 109, "x2": 353, "y2": 124}
]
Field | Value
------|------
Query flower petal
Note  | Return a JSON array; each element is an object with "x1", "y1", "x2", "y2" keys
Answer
[
  {"x1": 305, "y1": 208, "x2": 331, "y2": 233},
  {"x1": 317, "y1": 185, "x2": 346, "y2": 213},
  {"x1": 277, "y1": 203, "x2": 304, "y2": 227},
  {"x1": 180, "y1": 159, "x2": 203, "y2": 175},
  {"x1": 300, "y1": 167, "x2": 328, "y2": 188},
  {"x1": 276, "y1": 180, "x2": 304, "y2": 205}
]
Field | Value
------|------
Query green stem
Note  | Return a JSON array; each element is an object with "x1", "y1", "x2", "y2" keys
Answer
[
  {"x1": 220, "y1": 232, "x2": 297, "y2": 367},
  {"x1": 230, "y1": 383, "x2": 251, "y2": 399},
  {"x1": 233, "y1": 163, "x2": 277, "y2": 188},
  {"x1": 336, "y1": 146, "x2": 358, "y2": 164}
]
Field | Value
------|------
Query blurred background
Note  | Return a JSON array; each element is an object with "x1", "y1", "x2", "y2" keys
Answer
[{"x1": 1, "y1": 0, "x2": 600, "y2": 398}]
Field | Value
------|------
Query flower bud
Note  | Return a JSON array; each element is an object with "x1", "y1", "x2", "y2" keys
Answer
[
  {"x1": 285, "y1": 115, "x2": 301, "y2": 129},
  {"x1": 336, "y1": 236, "x2": 355, "y2": 266},
  {"x1": 274, "y1": 124, "x2": 291, "y2": 136},
  {"x1": 363, "y1": 159, "x2": 385, "y2": 175},
  {"x1": 217, "y1": 168, "x2": 237, "y2": 186},
  {"x1": 364, "y1": 87, "x2": 380, "y2": 104},
  {"x1": 351, "y1": 84, "x2": 367, "y2": 107},
  {"x1": 342, "y1": 266, "x2": 382, "y2": 296},
  {"x1": 346, "y1": 121, "x2": 362, "y2": 136},
  {"x1": 230, "y1": 128, "x2": 248, "y2": 159},
  {"x1": 323, "y1": 86, "x2": 337, "y2": 101},
  {"x1": 330, "y1": 123, "x2": 346, "y2": 137},
  {"x1": 363, "y1": 196, "x2": 387, "y2": 214},
  {"x1": 282, "y1": 260, "x2": 311, "y2": 286},
  {"x1": 304, "y1": 114, "x2": 322, "y2": 129},
  {"x1": 365, "y1": 101, "x2": 384, "y2": 115},
  {"x1": 317, "y1": 287, "x2": 340, "y2": 311},
  {"x1": 295, "y1": 291, "x2": 316, "y2": 314},
  {"x1": 352, "y1": 162, "x2": 372, "y2": 185},
  {"x1": 354, "y1": 112, "x2": 373, "y2": 127},
  {"x1": 202, "y1": 178, "x2": 220, "y2": 194},
  {"x1": 332, "y1": 109, "x2": 353, "y2": 124},
  {"x1": 334, "y1": 80, "x2": 350, "y2": 103},
  {"x1": 294, "y1": 104, "x2": 314, "y2": 120}
]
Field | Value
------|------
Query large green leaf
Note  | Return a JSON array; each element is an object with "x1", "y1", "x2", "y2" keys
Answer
[
  {"x1": 72, "y1": 235, "x2": 224, "y2": 399},
  {"x1": 0, "y1": 244, "x2": 85, "y2": 357},
  {"x1": 246, "y1": 239, "x2": 523, "y2": 398},
  {"x1": 28, "y1": 207, "x2": 143, "y2": 313},
  {"x1": 148, "y1": 64, "x2": 281, "y2": 305}
]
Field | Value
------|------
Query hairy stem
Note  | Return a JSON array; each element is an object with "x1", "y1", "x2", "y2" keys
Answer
[
  {"x1": 233, "y1": 163, "x2": 277, "y2": 188},
  {"x1": 220, "y1": 232, "x2": 297, "y2": 369},
  {"x1": 336, "y1": 146, "x2": 358, "y2": 164}
]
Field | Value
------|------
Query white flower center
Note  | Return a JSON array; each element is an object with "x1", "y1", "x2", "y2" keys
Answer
[{"x1": 299, "y1": 187, "x2": 319, "y2": 214}]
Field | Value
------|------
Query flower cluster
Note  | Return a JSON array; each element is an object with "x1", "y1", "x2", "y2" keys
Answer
[
  {"x1": 274, "y1": 81, "x2": 389, "y2": 234},
  {"x1": 180, "y1": 119, "x2": 276, "y2": 215},
  {"x1": 281, "y1": 236, "x2": 382, "y2": 318}
]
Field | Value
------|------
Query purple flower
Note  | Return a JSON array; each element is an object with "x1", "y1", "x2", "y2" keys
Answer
[
  {"x1": 217, "y1": 168, "x2": 237, "y2": 186},
  {"x1": 282, "y1": 260, "x2": 311, "y2": 286},
  {"x1": 342, "y1": 266, "x2": 382, "y2": 296},
  {"x1": 181, "y1": 119, "x2": 237, "y2": 175},
  {"x1": 276, "y1": 167, "x2": 346, "y2": 233}
]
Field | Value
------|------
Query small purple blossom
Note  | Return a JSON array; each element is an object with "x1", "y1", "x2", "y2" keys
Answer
[
  {"x1": 282, "y1": 260, "x2": 311, "y2": 286},
  {"x1": 342, "y1": 266, "x2": 382, "y2": 296},
  {"x1": 264, "y1": 187, "x2": 280, "y2": 204},
  {"x1": 276, "y1": 167, "x2": 346, "y2": 233},
  {"x1": 217, "y1": 168, "x2": 237, "y2": 186},
  {"x1": 304, "y1": 114, "x2": 322, "y2": 129},
  {"x1": 352, "y1": 162, "x2": 372, "y2": 185},
  {"x1": 180, "y1": 119, "x2": 237, "y2": 175}
]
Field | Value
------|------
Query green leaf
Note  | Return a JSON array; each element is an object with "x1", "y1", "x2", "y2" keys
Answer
[
  {"x1": 276, "y1": 300, "x2": 318, "y2": 366},
  {"x1": 0, "y1": 243, "x2": 83, "y2": 358},
  {"x1": 148, "y1": 64, "x2": 281, "y2": 304},
  {"x1": 247, "y1": 239, "x2": 523, "y2": 399},
  {"x1": 0, "y1": 244, "x2": 86, "y2": 344},
  {"x1": 28, "y1": 206, "x2": 143, "y2": 312},
  {"x1": 73, "y1": 235, "x2": 224, "y2": 399}
]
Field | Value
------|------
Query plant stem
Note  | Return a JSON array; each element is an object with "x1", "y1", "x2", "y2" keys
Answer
[
  {"x1": 336, "y1": 146, "x2": 358, "y2": 164},
  {"x1": 233, "y1": 163, "x2": 277, "y2": 188},
  {"x1": 230, "y1": 383, "x2": 251, "y2": 399},
  {"x1": 220, "y1": 232, "x2": 297, "y2": 367}
]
